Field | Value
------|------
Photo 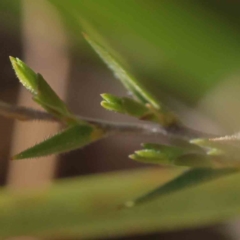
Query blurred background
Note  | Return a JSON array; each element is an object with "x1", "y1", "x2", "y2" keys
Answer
[{"x1": 1, "y1": 0, "x2": 240, "y2": 239}]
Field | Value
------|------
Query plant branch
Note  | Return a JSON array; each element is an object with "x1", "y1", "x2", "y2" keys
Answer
[
  {"x1": 0, "y1": 101, "x2": 56, "y2": 121},
  {"x1": 0, "y1": 101, "x2": 214, "y2": 140}
]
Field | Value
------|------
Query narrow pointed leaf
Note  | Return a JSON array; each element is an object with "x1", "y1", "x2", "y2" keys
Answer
[
  {"x1": 13, "y1": 125, "x2": 105, "y2": 160},
  {"x1": 33, "y1": 74, "x2": 74, "y2": 121},
  {"x1": 130, "y1": 149, "x2": 174, "y2": 165},
  {"x1": 10, "y1": 57, "x2": 78, "y2": 124},
  {"x1": 84, "y1": 34, "x2": 160, "y2": 109},
  {"x1": 125, "y1": 168, "x2": 238, "y2": 207},
  {"x1": 130, "y1": 144, "x2": 184, "y2": 165},
  {"x1": 101, "y1": 93, "x2": 177, "y2": 126},
  {"x1": 10, "y1": 56, "x2": 38, "y2": 94},
  {"x1": 101, "y1": 93, "x2": 156, "y2": 121},
  {"x1": 130, "y1": 143, "x2": 210, "y2": 167},
  {"x1": 144, "y1": 143, "x2": 212, "y2": 166},
  {"x1": 85, "y1": 34, "x2": 178, "y2": 126}
]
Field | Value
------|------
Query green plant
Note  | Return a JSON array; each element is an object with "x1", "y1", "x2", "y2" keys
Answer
[
  {"x1": 0, "y1": 31, "x2": 240, "y2": 238},
  {"x1": 5, "y1": 34, "x2": 240, "y2": 166}
]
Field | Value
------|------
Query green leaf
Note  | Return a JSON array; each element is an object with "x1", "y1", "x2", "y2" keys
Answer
[
  {"x1": 101, "y1": 93, "x2": 156, "y2": 121},
  {"x1": 13, "y1": 124, "x2": 105, "y2": 160},
  {"x1": 101, "y1": 93, "x2": 178, "y2": 125},
  {"x1": 130, "y1": 144, "x2": 184, "y2": 165},
  {"x1": 33, "y1": 74, "x2": 75, "y2": 122},
  {"x1": 10, "y1": 57, "x2": 78, "y2": 124},
  {"x1": 84, "y1": 34, "x2": 178, "y2": 127},
  {"x1": 10, "y1": 56, "x2": 38, "y2": 94},
  {"x1": 130, "y1": 143, "x2": 211, "y2": 167},
  {"x1": 51, "y1": 1, "x2": 240, "y2": 103},
  {"x1": 1, "y1": 167, "x2": 240, "y2": 238},
  {"x1": 124, "y1": 168, "x2": 238, "y2": 206},
  {"x1": 130, "y1": 149, "x2": 173, "y2": 165},
  {"x1": 84, "y1": 34, "x2": 160, "y2": 109}
]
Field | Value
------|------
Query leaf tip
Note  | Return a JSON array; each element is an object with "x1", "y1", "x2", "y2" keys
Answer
[
  {"x1": 9, "y1": 56, "x2": 38, "y2": 94},
  {"x1": 100, "y1": 93, "x2": 109, "y2": 101},
  {"x1": 101, "y1": 100, "x2": 122, "y2": 113},
  {"x1": 9, "y1": 55, "x2": 15, "y2": 62},
  {"x1": 100, "y1": 101, "x2": 111, "y2": 109},
  {"x1": 9, "y1": 56, "x2": 19, "y2": 71}
]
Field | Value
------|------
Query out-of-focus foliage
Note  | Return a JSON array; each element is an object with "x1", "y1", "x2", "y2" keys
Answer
[
  {"x1": 0, "y1": 0, "x2": 20, "y2": 30},
  {"x1": 9, "y1": 57, "x2": 106, "y2": 160},
  {"x1": 50, "y1": 0, "x2": 240, "y2": 103},
  {"x1": 130, "y1": 143, "x2": 212, "y2": 167},
  {"x1": 7, "y1": 53, "x2": 240, "y2": 238},
  {"x1": 2, "y1": 1, "x2": 240, "y2": 239},
  {"x1": 1, "y1": 167, "x2": 240, "y2": 239},
  {"x1": 126, "y1": 168, "x2": 238, "y2": 206},
  {"x1": 85, "y1": 34, "x2": 177, "y2": 126}
]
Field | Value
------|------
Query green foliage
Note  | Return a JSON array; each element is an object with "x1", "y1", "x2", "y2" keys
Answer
[
  {"x1": 0, "y1": 167, "x2": 240, "y2": 239},
  {"x1": 130, "y1": 143, "x2": 185, "y2": 165},
  {"x1": 13, "y1": 125, "x2": 104, "y2": 160},
  {"x1": 129, "y1": 143, "x2": 211, "y2": 167},
  {"x1": 10, "y1": 57, "x2": 77, "y2": 124},
  {"x1": 10, "y1": 56, "x2": 106, "y2": 160},
  {"x1": 84, "y1": 34, "x2": 159, "y2": 108},
  {"x1": 10, "y1": 57, "x2": 38, "y2": 94},
  {"x1": 101, "y1": 93, "x2": 158, "y2": 122},
  {"x1": 2, "y1": 1, "x2": 240, "y2": 239},
  {"x1": 6, "y1": 30, "x2": 240, "y2": 239},
  {"x1": 125, "y1": 168, "x2": 238, "y2": 206},
  {"x1": 8, "y1": 34, "x2": 180, "y2": 161},
  {"x1": 84, "y1": 34, "x2": 177, "y2": 127},
  {"x1": 51, "y1": 0, "x2": 240, "y2": 102}
]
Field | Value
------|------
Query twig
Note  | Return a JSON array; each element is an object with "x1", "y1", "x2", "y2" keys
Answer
[
  {"x1": 0, "y1": 101, "x2": 56, "y2": 121},
  {"x1": 0, "y1": 101, "x2": 214, "y2": 140}
]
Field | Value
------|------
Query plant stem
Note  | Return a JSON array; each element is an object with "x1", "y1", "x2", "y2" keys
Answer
[
  {"x1": 0, "y1": 101, "x2": 213, "y2": 140},
  {"x1": 0, "y1": 101, "x2": 55, "y2": 121}
]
